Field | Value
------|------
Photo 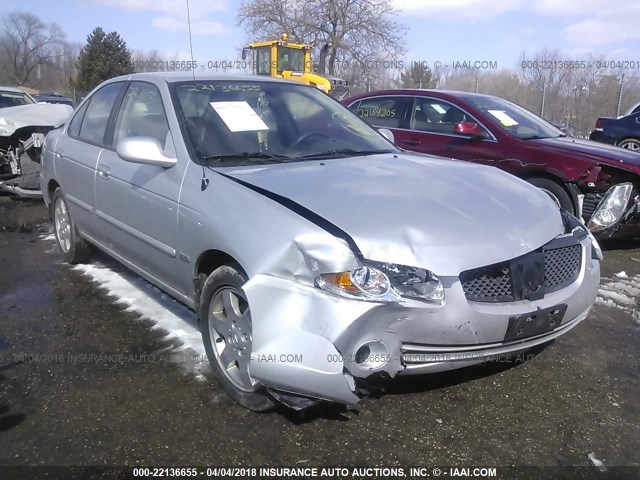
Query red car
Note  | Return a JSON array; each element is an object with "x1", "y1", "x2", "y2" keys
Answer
[{"x1": 344, "y1": 89, "x2": 640, "y2": 239}]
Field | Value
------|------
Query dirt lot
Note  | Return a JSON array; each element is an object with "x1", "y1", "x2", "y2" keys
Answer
[{"x1": 0, "y1": 196, "x2": 639, "y2": 478}]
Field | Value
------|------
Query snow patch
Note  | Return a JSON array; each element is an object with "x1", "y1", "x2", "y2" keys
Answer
[
  {"x1": 597, "y1": 272, "x2": 640, "y2": 317},
  {"x1": 72, "y1": 262, "x2": 208, "y2": 377}
]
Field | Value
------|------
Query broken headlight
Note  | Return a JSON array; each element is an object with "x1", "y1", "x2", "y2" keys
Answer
[
  {"x1": 587, "y1": 183, "x2": 633, "y2": 233},
  {"x1": 315, "y1": 263, "x2": 444, "y2": 304},
  {"x1": 375, "y1": 262, "x2": 444, "y2": 304},
  {"x1": 315, "y1": 266, "x2": 395, "y2": 302}
]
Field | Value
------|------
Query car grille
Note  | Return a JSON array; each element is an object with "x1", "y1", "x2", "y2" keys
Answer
[
  {"x1": 460, "y1": 244, "x2": 582, "y2": 303},
  {"x1": 460, "y1": 264, "x2": 513, "y2": 302},
  {"x1": 582, "y1": 192, "x2": 604, "y2": 220},
  {"x1": 544, "y1": 245, "x2": 581, "y2": 291}
]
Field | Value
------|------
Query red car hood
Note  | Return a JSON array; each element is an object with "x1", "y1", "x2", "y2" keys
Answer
[{"x1": 530, "y1": 136, "x2": 640, "y2": 170}]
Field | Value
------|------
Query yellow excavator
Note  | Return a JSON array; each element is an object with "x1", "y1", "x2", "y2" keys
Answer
[{"x1": 242, "y1": 33, "x2": 350, "y2": 100}]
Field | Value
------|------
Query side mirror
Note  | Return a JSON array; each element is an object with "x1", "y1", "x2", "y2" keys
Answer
[
  {"x1": 377, "y1": 128, "x2": 395, "y2": 144},
  {"x1": 116, "y1": 137, "x2": 176, "y2": 168},
  {"x1": 454, "y1": 121, "x2": 488, "y2": 139}
]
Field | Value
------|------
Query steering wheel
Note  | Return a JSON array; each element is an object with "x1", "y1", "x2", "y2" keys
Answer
[{"x1": 290, "y1": 132, "x2": 332, "y2": 150}]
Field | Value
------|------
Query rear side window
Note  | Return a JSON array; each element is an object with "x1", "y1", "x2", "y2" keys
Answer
[
  {"x1": 350, "y1": 96, "x2": 405, "y2": 128},
  {"x1": 78, "y1": 82, "x2": 124, "y2": 145}
]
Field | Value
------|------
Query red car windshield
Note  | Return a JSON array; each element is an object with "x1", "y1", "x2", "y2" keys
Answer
[{"x1": 462, "y1": 95, "x2": 564, "y2": 140}]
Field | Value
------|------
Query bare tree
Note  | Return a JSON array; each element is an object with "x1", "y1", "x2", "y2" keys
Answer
[
  {"x1": 0, "y1": 12, "x2": 66, "y2": 86},
  {"x1": 238, "y1": 0, "x2": 406, "y2": 76}
]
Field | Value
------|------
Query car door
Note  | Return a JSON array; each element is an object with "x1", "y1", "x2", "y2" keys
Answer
[
  {"x1": 55, "y1": 82, "x2": 125, "y2": 239},
  {"x1": 400, "y1": 96, "x2": 504, "y2": 165},
  {"x1": 93, "y1": 81, "x2": 186, "y2": 293},
  {"x1": 347, "y1": 95, "x2": 411, "y2": 140}
]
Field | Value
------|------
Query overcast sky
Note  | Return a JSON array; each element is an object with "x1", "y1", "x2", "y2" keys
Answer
[{"x1": 4, "y1": 0, "x2": 638, "y2": 70}]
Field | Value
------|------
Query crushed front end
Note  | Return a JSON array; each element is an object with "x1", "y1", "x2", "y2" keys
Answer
[
  {"x1": 243, "y1": 214, "x2": 601, "y2": 407},
  {"x1": 0, "y1": 103, "x2": 72, "y2": 198}
]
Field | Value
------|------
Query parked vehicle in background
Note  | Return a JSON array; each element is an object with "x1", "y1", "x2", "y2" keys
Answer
[
  {"x1": 345, "y1": 89, "x2": 640, "y2": 239},
  {"x1": 0, "y1": 87, "x2": 36, "y2": 107},
  {"x1": 590, "y1": 111, "x2": 640, "y2": 153},
  {"x1": 625, "y1": 101, "x2": 640, "y2": 117},
  {"x1": 0, "y1": 86, "x2": 72, "y2": 198},
  {"x1": 40, "y1": 72, "x2": 601, "y2": 411},
  {"x1": 34, "y1": 93, "x2": 77, "y2": 109}
]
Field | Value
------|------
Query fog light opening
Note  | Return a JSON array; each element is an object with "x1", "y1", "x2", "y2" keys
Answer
[
  {"x1": 354, "y1": 341, "x2": 389, "y2": 370},
  {"x1": 355, "y1": 345, "x2": 371, "y2": 364}
]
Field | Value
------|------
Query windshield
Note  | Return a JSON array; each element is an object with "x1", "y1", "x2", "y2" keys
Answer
[
  {"x1": 277, "y1": 47, "x2": 305, "y2": 73},
  {"x1": 171, "y1": 80, "x2": 396, "y2": 166},
  {"x1": 0, "y1": 90, "x2": 35, "y2": 108},
  {"x1": 462, "y1": 95, "x2": 564, "y2": 139}
]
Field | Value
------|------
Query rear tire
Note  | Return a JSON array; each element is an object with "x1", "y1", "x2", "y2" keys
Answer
[
  {"x1": 51, "y1": 188, "x2": 92, "y2": 264},
  {"x1": 617, "y1": 138, "x2": 640, "y2": 152},
  {"x1": 198, "y1": 265, "x2": 275, "y2": 411},
  {"x1": 526, "y1": 178, "x2": 575, "y2": 215}
]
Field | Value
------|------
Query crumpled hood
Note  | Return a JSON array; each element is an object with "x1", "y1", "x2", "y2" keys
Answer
[
  {"x1": 223, "y1": 153, "x2": 565, "y2": 276},
  {"x1": 0, "y1": 103, "x2": 73, "y2": 136},
  {"x1": 530, "y1": 136, "x2": 640, "y2": 168}
]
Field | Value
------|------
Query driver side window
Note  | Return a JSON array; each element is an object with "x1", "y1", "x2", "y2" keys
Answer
[
  {"x1": 113, "y1": 82, "x2": 170, "y2": 152},
  {"x1": 410, "y1": 98, "x2": 476, "y2": 134}
]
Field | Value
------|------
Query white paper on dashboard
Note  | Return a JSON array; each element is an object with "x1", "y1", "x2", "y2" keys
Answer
[
  {"x1": 487, "y1": 110, "x2": 519, "y2": 127},
  {"x1": 209, "y1": 101, "x2": 269, "y2": 132}
]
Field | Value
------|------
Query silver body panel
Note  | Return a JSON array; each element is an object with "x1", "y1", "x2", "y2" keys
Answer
[{"x1": 40, "y1": 73, "x2": 601, "y2": 405}]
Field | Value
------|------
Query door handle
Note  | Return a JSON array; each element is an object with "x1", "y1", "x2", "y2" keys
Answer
[
  {"x1": 97, "y1": 166, "x2": 110, "y2": 179},
  {"x1": 402, "y1": 138, "x2": 422, "y2": 146}
]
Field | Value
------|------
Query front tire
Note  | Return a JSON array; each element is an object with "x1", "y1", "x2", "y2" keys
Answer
[
  {"x1": 51, "y1": 188, "x2": 92, "y2": 264},
  {"x1": 618, "y1": 138, "x2": 640, "y2": 152},
  {"x1": 198, "y1": 265, "x2": 275, "y2": 411},
  {"x1": 525, "y1": 178, "x2": 575, "y2": 215}
]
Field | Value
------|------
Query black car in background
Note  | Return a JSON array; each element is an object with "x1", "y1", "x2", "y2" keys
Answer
[
  {"x1": 34, "y1": 93, "x2": 77, "y2": 109},
  {"x1": 590, "y1": 111, "x2": 640, "y2": 152}
]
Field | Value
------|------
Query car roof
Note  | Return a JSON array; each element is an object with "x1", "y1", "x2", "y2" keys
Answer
[
  {"x1": 0, "y1": 86, "x2": 32, "y2": 94},
  {"x1": 345, "y1": 88, "x2": 501, "y2": 104},
  {"x1": 105, "y1": 71, "x2": 301, "y2": 85}
]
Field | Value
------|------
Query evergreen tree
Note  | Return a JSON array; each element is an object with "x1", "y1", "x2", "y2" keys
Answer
[
  {"x1": 400, "y1": 62, "x2": 438, "y2": 89},
  {"x1": 73, "y1": 27, "x2": 134, "y2": 92}
]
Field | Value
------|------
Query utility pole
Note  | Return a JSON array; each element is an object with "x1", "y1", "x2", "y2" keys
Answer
[{"x1": 615, "y1": 73, "x2": 625, "y2": 117}]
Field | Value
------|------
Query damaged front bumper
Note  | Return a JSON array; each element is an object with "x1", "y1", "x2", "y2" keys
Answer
[{"x1": 243, "y1": 231, "x2": 600, "y2": 406}]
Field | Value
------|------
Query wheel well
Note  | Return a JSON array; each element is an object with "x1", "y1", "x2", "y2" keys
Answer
[
  {"x1": 520, "y1": 172, "x2": 571, "y2": 193},
  {"x1": 195, "y1": 249, "x2": 244, "y2": 277},
  {"x1": 519, "y1": 172, "x2": 576, "y2": 210},
  {"x1": 47, "y1": 179, "x2": 60, "y2": 202},
  {"x1": 617, "y1": 137, "x2": 640, "y2": 144},
  {"x1": 194, "y1": 250, "x2": 246, "y2": 319}
]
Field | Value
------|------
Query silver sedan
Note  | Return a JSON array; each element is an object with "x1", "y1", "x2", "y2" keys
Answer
[{"x1": 40, "y1": 73, "x2": 601, "y2": 411}]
